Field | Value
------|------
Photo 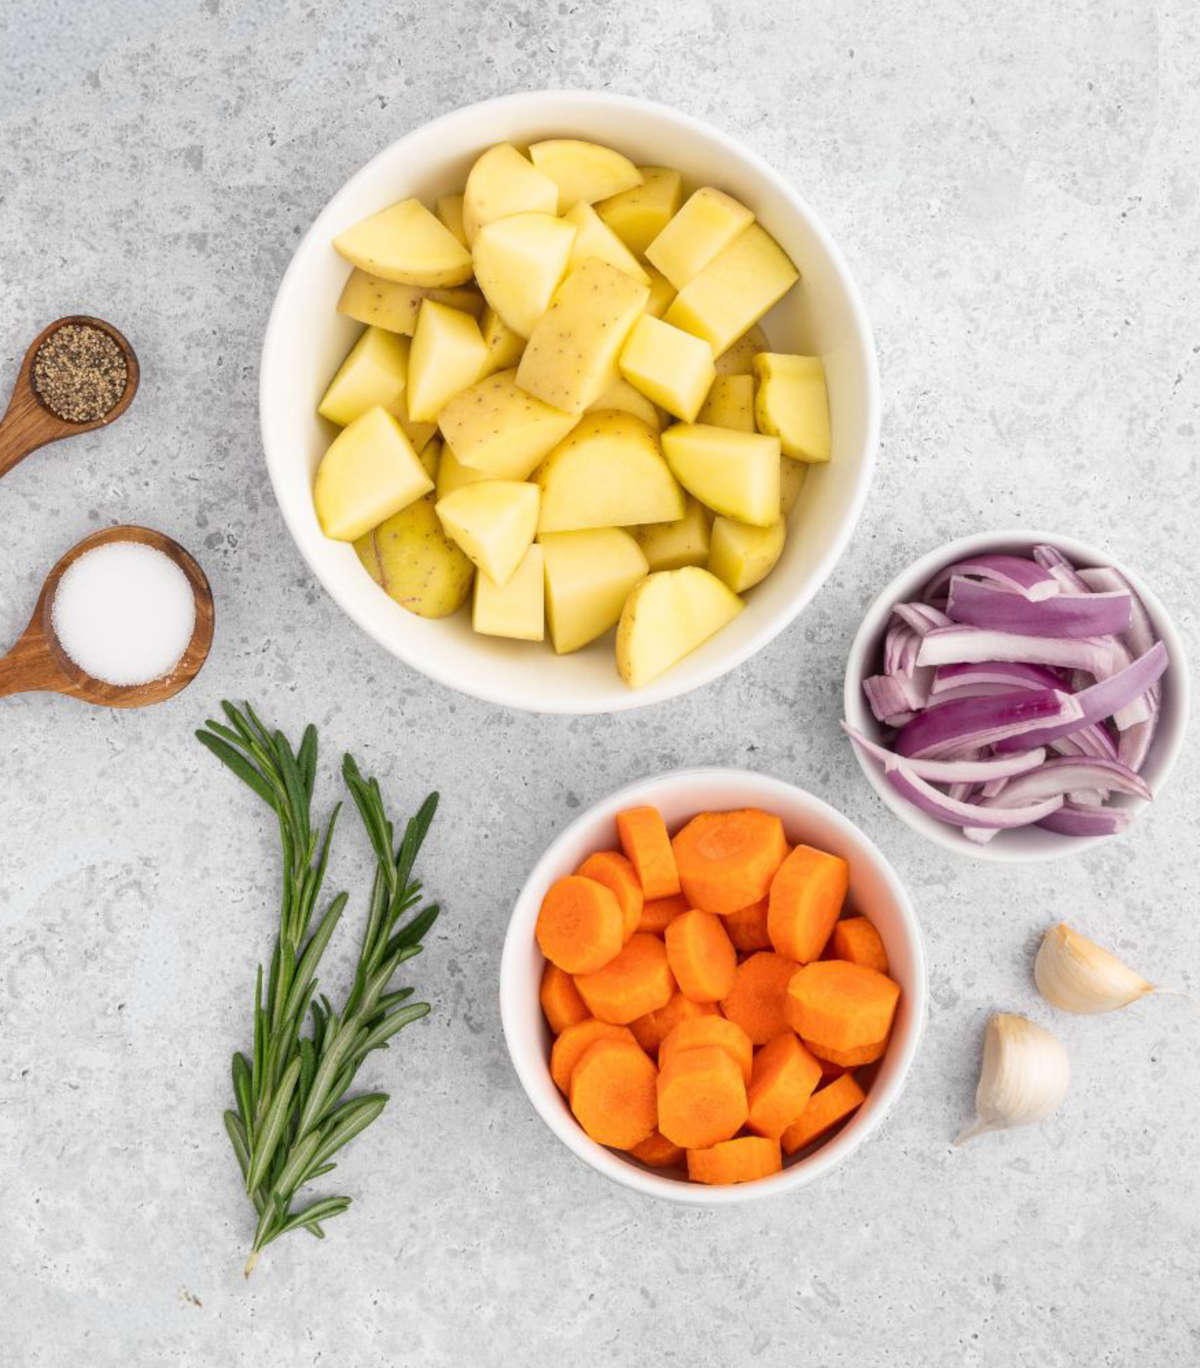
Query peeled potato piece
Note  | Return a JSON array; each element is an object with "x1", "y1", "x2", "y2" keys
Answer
[
  {"x1": 596, "y1": 166, "x2": 684, "y2": 255},
  {"x1": 619, "y1": 316, "x2": 715, "y2": 423},
  {"x1": 697, "y1": 374, "x2": 755, "y2": 432},
  {"x1": 472, "y1": 212, "x2": 577, "y2": 339},
  {"x1": 536, "y1": 411, "x2": 684, "y2": 533},
  {"x1": 435, "y1": 193, "x2": 468, "y2": 247},
  {"x1": 562, "y1": 201, "x2": 651, "y2": 283},
  {"x1": 355, "y1": 494, "x2": 474, "y2": 619},
  {"x1": 528, "y1": 139, "x2": 642, "y2": 208},
  {"x1": 318, "y1": 326, "x2": 409, "y2": 427},
  {"x1": 541, "y1": 527, "x2": 648, "y2": 654},
  {"x1": 634, "y1": 496, "x2": 711, "y2": 572},
  {"x1": 707, "y1": 517, "x2": 785, "y2": 593},
  {"x1": 646, "y1": 186, "x2": 754, "y2": 290},
  {"x1": 337, "y1": 269, "x2": 483, "y2": 335},
  {"x1": 714, "y1": 324, "x2": 769, "y2": 376},
  {"x1": 462, "y1": 142, "x2": 559, "y2": 245},
  {"x1": 314, "y1": 405, "x2": 433, "y2": 542},
  {"x1": 473, "y1": 544, "x2": 545, "y2": 640},
  {"x1": 586, "y1": 380, "x2": 662, "y2": 431},
  {"x1": 616, "y1": 567, "x2": 743, "y2": 689},
  {"x1": 407, "y1": 300, "x2": 487, "y2": 422},
  {"x1": 435, "y1": 480, "x2": 539, "y2": 587},
  {"x1": 333, "y1": 198, "x2": 474, "y2": 287},
  {"x1": 666, "y1": 225, "x2": 799, "y2": 355},
  {"x1": 661, "y1": 423, "x2": 781, "y2": 527},
  {"x1": 753, "y1": 353, "x2": 831, "y2": 463}
]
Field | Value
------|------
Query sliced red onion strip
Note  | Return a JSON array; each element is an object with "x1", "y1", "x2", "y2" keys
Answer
[
  {"x1": 931, "y1": 661, "x2": 1064, "y2": 696},
  {"x1": 980, "y1": 777, "x2": 1008, "y2": 799},
  {"x1": 863, "y1": 674, "x2": 917, "y2": 723},
  {"x1": 1078, "y1": 565, "x2": 1161, "y2": 710},
  {"x1": 1033, "y1": 545, "x2": 1090, "y2": 594},
  {"x1": 946, "y1": 576, "x2": 1132, "y2": 639},
  {"x1": 994, "y1": 642, "x2": 1167, "y2": 752},
  {"x1": 895, "y1": 689, "x2": 1082, "y2": 760},
  {"x1": 892, "y1": 602, "x2": 954, "y2": 635},
  {"x1": 1050, "y1": 724, "x2": 1118, "y2": 760},
  {"x1": 978, "y1": 756, "x2": 1151, "y2": 807},
  {"x1": 1068, "y1": 789, "x2": 1105, "y2": 806},
  {"x1": 1118, "y1": 716, "x2": 1157, "y2": 771},
  {"x1": 884, "y1": 766, "x2": 1064, "y2": 830},
  {"x1": 1038, "y1": 804, "x2": 1131, "y2": 837},
  {"x1": 917, "y1": 626, "x2": 1115, "y2": 676},
  {"x1": 842, "y1": 722, "x2": 1046, "y2": 782},
  {"x1": 924, "y1": 554, "x2": 1059, "y2": 602}
]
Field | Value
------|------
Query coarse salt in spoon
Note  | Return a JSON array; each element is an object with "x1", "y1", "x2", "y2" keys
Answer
[{"x1": 0, "y1": 525, "x2": 213, "y2": 708}]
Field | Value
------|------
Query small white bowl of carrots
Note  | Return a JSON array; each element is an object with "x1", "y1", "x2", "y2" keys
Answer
[{"x1": 499, "y1": 768, "x2": 926, "y2": 1203}]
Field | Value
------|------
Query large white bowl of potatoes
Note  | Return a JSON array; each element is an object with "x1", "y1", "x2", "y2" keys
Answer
[{"x1": 261, "y1": 90, "x2": 879, "y2": 712}]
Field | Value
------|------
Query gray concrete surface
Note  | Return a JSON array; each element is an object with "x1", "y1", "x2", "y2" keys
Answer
[{"x1": 1, "y1": 2, "x2": 1197, "y2": 1364}]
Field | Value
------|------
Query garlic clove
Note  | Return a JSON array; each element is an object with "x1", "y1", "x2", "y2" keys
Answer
[
  {"x1": 1034, "y1": 922, "x2": 1153, "y2": 1015},
  {"x1": 956, "y1": 1012, "x2": 1070, "y2": 1144}
]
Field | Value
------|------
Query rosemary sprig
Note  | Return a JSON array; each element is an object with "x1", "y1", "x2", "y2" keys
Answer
[{"x1": 197, "y1": 701, "x2": 439, "y2": 1276}]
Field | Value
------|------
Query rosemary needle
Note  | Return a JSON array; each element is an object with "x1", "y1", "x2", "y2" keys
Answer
[{"x1": 197, "y1": 701, "x2": 439, "y2": 1275}]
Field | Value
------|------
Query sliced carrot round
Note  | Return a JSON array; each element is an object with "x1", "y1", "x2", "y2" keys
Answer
[
  {"x1": 659, "y1": 1015, "x2": 753, "y2": 1085},
  {"x1": 746, "y1": 1032, "x2": 823, "y2": 1139},
  {"x1": 577, "y1": 850, "x2": 644, "y2": 941},
  {"x1": 629, "y1": 992, "x2": 718, "y2": 1056},
  {"x1": 671, "y1": 808, "x2": 787, "y2": 915},
  {"x1": 639, "y1": 892, "x2": 689, "y2": 934},
  {"x1": 550, "y1": 1018, "x2": 637, "y2": 1093},
  {"x1": 767, "y1": 845, "x2": 849, "y2": 963},
  {"x1": 656, "y1": 1044, "x2": 748, "y2": 1149},
  {"x1": 536, "y1": 875, "x2": 624, "y2": 974},
  {"x1": 784, "y1": 960, "x2": 900, "y2": 1054},
  {"x1": 629, "y1": 1129, "x2": 685, "y2": 1168},
  {"x1": 569, "y1": 1038, "x2": 658, "y2": 1150},
  {"x1": 780, "y1": 1073, "x2": 865, "y2": 1156},
  {"x1": 720, "y1": 951, "x2": 798, "y2": 1045},
  {"x1": 664, "y1": 908, "x2": 737, "y2": 1003},
  {"x1": 539, "y1": 962, "x2": 589, "y2": 1034},
  {"x1": 803, "y1": 1035, "x2": 889, "y2": 1068},
  {"x1": 687, "y1": 1135, "x2": 782, "y2": 1185},
  {"x1": 722, "y1": 896, "x2": 772, "y2": 952},
  {"x1": 829, "y1": 916, "x2": 889, "y2": 974},
  {"x1": 616, "y1": 806, "x2": 680, "y2": 900},
  {"x1": 574, "y1": 932, "x2": 676, "y2": 1024}
]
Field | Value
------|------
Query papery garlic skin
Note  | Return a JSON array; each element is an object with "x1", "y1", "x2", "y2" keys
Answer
[
  {"x1": 956, "y1": 1013, "x2": 1070, "y2": 1144},
  {"x1": 1035, "y1": 923, "x2": 1153, "y2": 1015}
]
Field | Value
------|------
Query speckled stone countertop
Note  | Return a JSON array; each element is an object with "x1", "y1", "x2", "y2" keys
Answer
[{"x1": 1, "y1": 2, "x2": 1197, "y2": 1364}]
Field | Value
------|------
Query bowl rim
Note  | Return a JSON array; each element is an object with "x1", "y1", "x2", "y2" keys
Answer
[
  {"x1": 843, "y1": 528, "x2": 1191, "y2": 863},
  {"x1": 498, "y1": 765, "x2": 926, "y2": 1204},
  {"x1": 259, "y1": 87, "x2": 881, "y2": 714}
]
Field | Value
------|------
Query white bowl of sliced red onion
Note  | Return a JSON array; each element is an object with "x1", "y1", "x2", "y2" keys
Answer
[{"x1": 843, "y1": 531, "x2": 1188, "y2": 861}]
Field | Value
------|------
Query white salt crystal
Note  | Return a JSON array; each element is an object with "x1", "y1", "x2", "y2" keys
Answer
[{"x1": 52, "y1": 541, "x2": 197, "y2": 686}]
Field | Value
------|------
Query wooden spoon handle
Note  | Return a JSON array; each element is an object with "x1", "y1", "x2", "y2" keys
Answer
[
  {"x1": 0, "y1": 627, "x2": 61, "y2": 698},
  {"x1": 0, "y1": 386, "x2": 61, "y2": 479}
]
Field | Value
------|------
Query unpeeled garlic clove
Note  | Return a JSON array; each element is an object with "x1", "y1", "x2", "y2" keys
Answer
[
  {"x1": 1034, "y1": 922, "x2": 1153, "y2": 1015},
  {"x1": 956, "y1": 1012, "x2": 1070, "y2": 1144}
]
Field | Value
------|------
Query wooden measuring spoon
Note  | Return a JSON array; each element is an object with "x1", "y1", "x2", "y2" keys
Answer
[
  {"x1": 0, "y1": 315, "x2": 139, "y2": 481},
  {"x1": 0, "y1": 525, "x2": 214, "y2": 707}
]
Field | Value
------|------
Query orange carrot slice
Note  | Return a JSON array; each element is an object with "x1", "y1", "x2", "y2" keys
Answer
[
  {"x1": 569, "y1": 1038, "x2": 658, "y2": 1150},
  {"x1": 767, "y1": 845, "x2": 849, "y2": 963},
  {"x1": 687, "y1": 1135, "x2": 782, "y2": 1185},
  {"x1": 784, "y1": 960, "x2": 900, "y2": 1055},
  {"x1": 639, "y1": 892, "x2": 689, "y2": 934},
  {"x1": 630, "y1": 1129, "x2": 685, "y2": 1168},
  {"x1": 746, "y1": 1032, "x2": 823, "y2": 1139},
  {"x1": 539, "y1": 962, "x2": 589, "y2": 1034},
  {"x1": 550, "y1": 1019, "x2": 637, "y2": 1093},
  {"x1": 536, "y1": 875, "x2": 624, "y2": 973},
  {"x1": 574, "y1": 932, "x2": 676, "y2": 1024},
  {"x1": 629, "y1": 992, "x2": 718, "y2": 1056},
  {"x1": 722, "y1": 896, "x2": 772, "y2": 952},
  {"x1": 720, "y1": 951, "x2": 798, "y2": 1045},
  {"x1": 616, "y1": 806, "x2": 680, "y2": 900},
  {"x1": 664, "y1": 908, "x2": 737, "y2": 1002},
  {"x1": 577, "y1": 850, "x2": 644, "y2": 942},
  {"x1": 780, "y1": 1073, "x2": 865, "y2": 1155},
  {"x1": 803, "y1": 1036, "x2": 889, "y2": 1068},
  {"x1": 829, "y1": 916, "x2": 889, "y2": 974},
  {"x1": 671, "y1": 808, "x2": 787, "y2": 915},
  {"x1": 659, "y1": 1014, "x2": 753, "y2": 1085},
  {"x1": 657, "y1": 1044, "x2": 748, "y2": 1149}
]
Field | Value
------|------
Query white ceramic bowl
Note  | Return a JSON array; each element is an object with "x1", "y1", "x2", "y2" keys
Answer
[
  {"x1": 499, "y1": 768, "x2": 925, "y2": 1204},
  {"x1": 260, "y1": 89, "x2": 879, "y2": 713},
  {"x1": 843, "y1": 530, "x2": 1189, "y2": 863}
]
